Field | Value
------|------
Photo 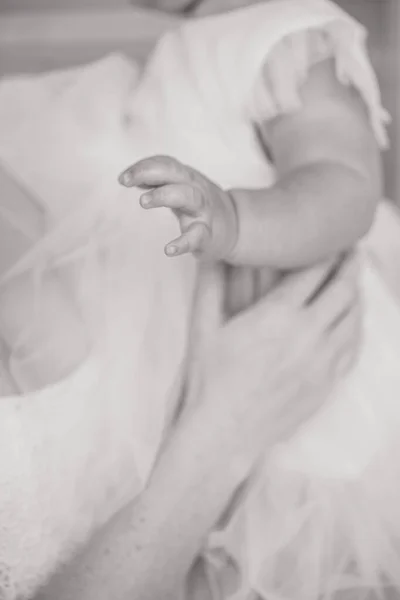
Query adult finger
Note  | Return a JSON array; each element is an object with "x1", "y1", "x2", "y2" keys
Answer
[
  {"x1": 308, "y1": 257, "x2": 360, "y2": 332},
  {"x1": 267, "y1": 260, "x2": 338, "y2": 310},
  {"x1": 313, "y1": 300, "x2": 362, "y2": 386},
  {"x1": 225, "y1": 259, "x2": 354, "y2": 343},
  {"x1": 330, "y1": 298, "x2": 363, "y2": 374},
  {"x1": 231, "y1": 260, "x2": 337, "y2": 333}
]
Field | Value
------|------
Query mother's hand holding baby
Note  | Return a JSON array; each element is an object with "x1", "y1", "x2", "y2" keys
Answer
[{"x1": 37, "y1": 255, "x2": 361, "y2": 600}]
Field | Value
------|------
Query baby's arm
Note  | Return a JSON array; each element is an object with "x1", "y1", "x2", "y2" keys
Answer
[
  {"x1": 228, "y1": 57, "x2": 382, "y2": 268},
  {"x1": 119, "y1": 60, "x2": 381, "y2": 267}
]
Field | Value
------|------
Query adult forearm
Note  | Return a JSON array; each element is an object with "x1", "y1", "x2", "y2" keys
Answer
[
  {"x1": 39, "y1": 401, "x2": 248, "y2": 600},
  {"x1": 228, "y1": 161, "x2": 377, "y2": 268}
]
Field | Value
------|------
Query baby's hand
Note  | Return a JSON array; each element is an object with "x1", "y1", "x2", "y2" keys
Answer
[{"x1": 119, "y1": 156, "x2": 238, "y2": 260}]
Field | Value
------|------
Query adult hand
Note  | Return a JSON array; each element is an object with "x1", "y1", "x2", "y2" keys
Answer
[
  {"x1": 190, "y1": 255, "x2": 361, "y2": 475},
  {"x1": 35, "y1": 255, "x2": 361, "y2": 600}
]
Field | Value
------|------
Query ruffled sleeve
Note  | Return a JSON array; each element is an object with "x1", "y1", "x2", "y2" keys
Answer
[
  {"x1": 176, "y1": 0, "x2": 389, "y2": 150},
  {"x1": 251, "y1": 20, "x2": 390, "y2": 149}
]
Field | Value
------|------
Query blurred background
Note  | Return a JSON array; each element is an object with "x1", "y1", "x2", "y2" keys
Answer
[{"x1": 0, "y1": 0, "x2": 397, "y2": 201}]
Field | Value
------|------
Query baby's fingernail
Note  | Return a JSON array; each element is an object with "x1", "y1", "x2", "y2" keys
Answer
[
  {"x1": 140, "y1": 193, "x2": 152, "y2": 208},
  {"x1": 165, "y1": 244, "x2": 178, "y2": 257},
  {"x1": 118, "y1": 170, "x2": 134, "y2": 187}
]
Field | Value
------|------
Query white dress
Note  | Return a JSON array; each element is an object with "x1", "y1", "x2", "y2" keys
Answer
[{"x1": 0, "y1": 1, "x2": 398, "y2": 599}]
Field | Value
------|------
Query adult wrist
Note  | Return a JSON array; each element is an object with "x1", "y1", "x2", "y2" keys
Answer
[{"x1": 175, "y1": 395, "x2": 257, "y2": 490}]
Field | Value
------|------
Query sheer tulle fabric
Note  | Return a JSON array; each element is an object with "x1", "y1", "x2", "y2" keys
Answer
[{"x1": 0, "y1": 1, "x2": 397, "y2": 598}]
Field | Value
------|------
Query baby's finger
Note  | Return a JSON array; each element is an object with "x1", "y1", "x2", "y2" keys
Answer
[
  {"x1": 119, "y1": 156, "x2": 192, "y2": 189},
  {"x1": 140, "y1": 183, "x2": 203, "y2": 215},
  {"x1": 165, "y1": 222, "x2": 210, "y2": 257}
]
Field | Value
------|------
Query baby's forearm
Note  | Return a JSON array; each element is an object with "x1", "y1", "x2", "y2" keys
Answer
[{"x1": 228, "y1": 161, "x2": 378, "y2": 268}]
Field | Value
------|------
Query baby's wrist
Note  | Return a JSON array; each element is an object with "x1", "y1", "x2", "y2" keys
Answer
[
  {"x1": 223, "y1": 187, "x2": 282, "y2": 267},
  {"x1": 219, "y1": 189, "x2": 240, "y2": 262}
]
